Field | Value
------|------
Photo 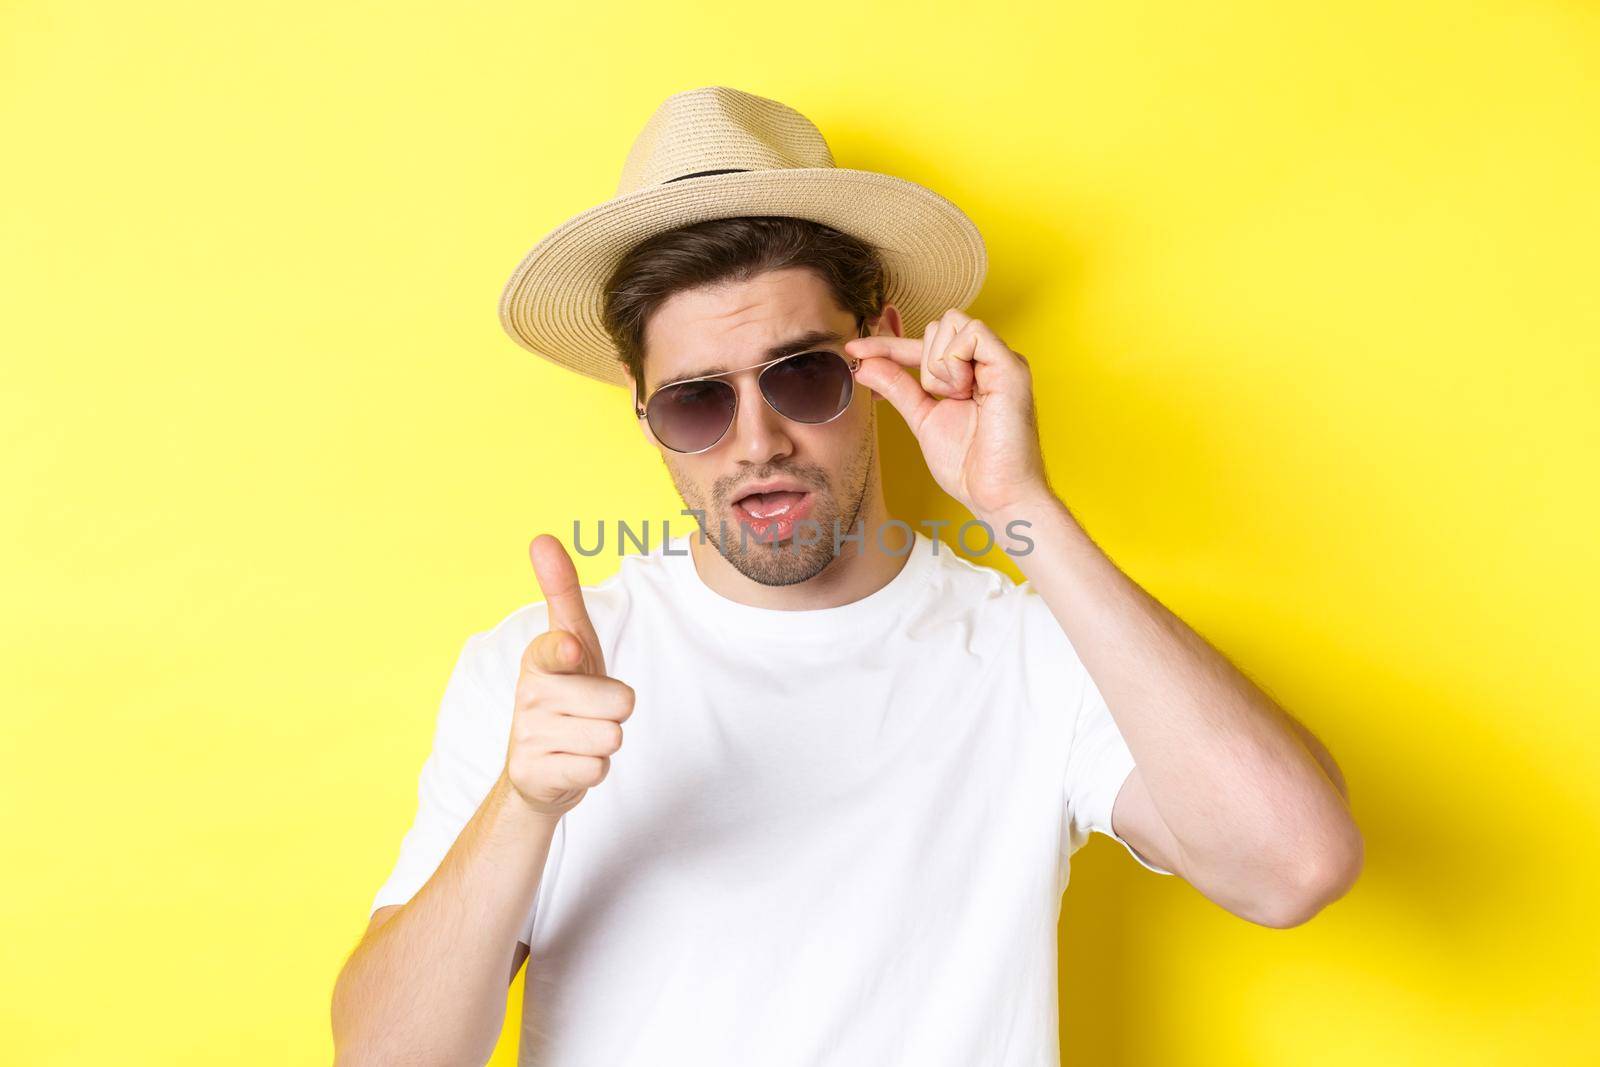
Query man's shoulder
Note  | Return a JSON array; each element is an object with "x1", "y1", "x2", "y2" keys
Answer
[
  {"x1": 920, "y1": 535, "x2": 1028, "y2": 603},
  {"x1": 901, "y1": 537, "x2": 1044, "y2": 648},
  {"x1": 918, "y1": 536, "x2": 1079, "y2": 652}
]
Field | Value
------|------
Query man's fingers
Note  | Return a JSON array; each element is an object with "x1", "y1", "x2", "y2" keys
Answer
[
  {"x1": 927, "y1": 312, "x2": 962, "y2": 382},
  {"x1": 529, "y1": 534, "x2": 591, "y2": 633},
  {"x1": 516, "y1": 669, "x2": 636, "y2": 724},
  {"x1": 854, "y1": 356, "x2": 936, "y2": 433},
  {"x1": 920, "y1": 321, "x2": 944, "y2": 384},
  {"x1": 845, "y1": 334, "x2": 924, "y2": 367},
  {"x1": 936, "y1": 324, "x2": 978, "y2": 398},
  {"x1": 529, "y1": 534, "x2": 604, "y2": 669}
]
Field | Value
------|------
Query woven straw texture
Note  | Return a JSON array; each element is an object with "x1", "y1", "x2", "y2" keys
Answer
[{"x1": 497, "y1": 86, "x2": 988, "y2": 389}]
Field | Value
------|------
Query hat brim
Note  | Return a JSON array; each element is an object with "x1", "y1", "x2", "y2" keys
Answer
[{"x1": 497, "y1": 168, "x2": 988, "y2": 390}]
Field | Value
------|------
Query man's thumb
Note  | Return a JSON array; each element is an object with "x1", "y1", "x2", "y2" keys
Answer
[
  {"x1": 855, "y1": 356, "x2": 932, "y2": 431},
  {"x1": 525, "y1": 628, "x2": 584, "y2": 674}
]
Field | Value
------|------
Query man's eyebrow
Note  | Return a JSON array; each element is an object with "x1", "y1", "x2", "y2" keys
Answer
[{"x1": 666, "y1": 328, "x2": 848, "y2": 385}]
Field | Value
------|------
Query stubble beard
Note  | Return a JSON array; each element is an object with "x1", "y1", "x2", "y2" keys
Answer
[{"x1": 671, "y1": 418, "x2": 877, "y2": 588}]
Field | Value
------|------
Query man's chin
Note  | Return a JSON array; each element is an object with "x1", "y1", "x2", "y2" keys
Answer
[{"x1": 716, "y1": 517, "x2": 840, "y2": 586}]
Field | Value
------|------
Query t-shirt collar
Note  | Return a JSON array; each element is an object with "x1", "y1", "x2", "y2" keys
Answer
[{"x1": 659, "y1": 529, "x2": 937, "y2": 642}]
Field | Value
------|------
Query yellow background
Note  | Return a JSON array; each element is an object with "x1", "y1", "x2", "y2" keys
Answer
[{"x1": 4, "y1": 2, "x2": 1596, "y2": 1063}]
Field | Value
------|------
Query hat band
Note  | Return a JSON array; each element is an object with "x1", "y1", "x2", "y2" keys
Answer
[{"x1": 664, "y1": 167, "x2": 748, "y2": 183}]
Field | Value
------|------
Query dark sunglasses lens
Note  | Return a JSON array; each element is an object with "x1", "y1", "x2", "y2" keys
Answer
[
  {"x1": 760, "y1": 351, "x2": 854, "y2": 424},
  {"x1": 647, "y1": 379, "x2": 737, "y2": 452}
]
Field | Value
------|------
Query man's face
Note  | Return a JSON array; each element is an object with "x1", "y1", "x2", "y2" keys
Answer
[{"x1": 636, "y1": 266, "x2": 878, "y2": 587}]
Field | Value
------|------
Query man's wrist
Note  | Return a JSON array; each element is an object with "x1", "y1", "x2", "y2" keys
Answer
[
  {"x1": 975, "y1": 486, "x2": 1069, "y2": 535},
  {"x1": 492, "y1": 770, "x2": 567, "y2": 831}
]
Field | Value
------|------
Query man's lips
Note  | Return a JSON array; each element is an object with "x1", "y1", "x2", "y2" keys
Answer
[
  {"x1": 729, "y1": 488, "x2": 815, "y2": 540},
  {"x1": 734, "y1": 490, "x2": 808, "y2": 519},
  {"x1": 732, "y1": 478, "x2": 810, "y2": 500}
]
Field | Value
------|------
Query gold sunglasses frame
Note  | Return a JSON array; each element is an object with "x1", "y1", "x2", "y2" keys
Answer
[{"x1": 635, "y1": 318, "x2": 871, "y2": 455}]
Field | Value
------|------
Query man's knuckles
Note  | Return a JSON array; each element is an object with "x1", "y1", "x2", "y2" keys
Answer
[
  {"x1": 507, "y1": 748, "x2": 607, "y2": 792},
  {"x1": 515, "y1": 673, "x2": 636, "y2": 721},
  {"x1": 511, "y1": 716, "x2": 624, "y2": 757}
]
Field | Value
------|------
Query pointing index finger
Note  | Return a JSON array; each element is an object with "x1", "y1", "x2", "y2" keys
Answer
[{"x1": 529, "y1": 534, "x2": 603, "y2": 665}]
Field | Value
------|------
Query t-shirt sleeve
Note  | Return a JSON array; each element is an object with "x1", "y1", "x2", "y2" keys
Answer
[
  {"x1": 1064, "y1": 665, "x2": 1177, "y2": 876},
  {"x1": 1022, "y1": 593, "x2": 1176, "y2": 877},
  {"x1": 368, "y1": 631, "x2": 544, "y2": 941}
]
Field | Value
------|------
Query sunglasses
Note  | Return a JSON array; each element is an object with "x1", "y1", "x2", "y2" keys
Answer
[{"x1": 635, "y1": 319, "x2": 870, "y2": 455}]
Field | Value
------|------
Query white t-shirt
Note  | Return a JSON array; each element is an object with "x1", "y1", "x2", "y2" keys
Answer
[{"x1": 371, "y1": 530, "x2": 1174, "y2": 1066}]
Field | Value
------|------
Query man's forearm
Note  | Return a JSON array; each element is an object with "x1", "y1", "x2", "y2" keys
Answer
[
  {"x1": 990, "y1": 492, "x2": 1360, "y2": 912},
  {"x1": 332, "y1": 772, "x2": 560, "y2": 1066}
]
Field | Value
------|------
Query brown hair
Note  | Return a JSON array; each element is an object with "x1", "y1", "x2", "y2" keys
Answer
[{"x1": 600, "y1": 216, "x2": 887, "y2": 400}]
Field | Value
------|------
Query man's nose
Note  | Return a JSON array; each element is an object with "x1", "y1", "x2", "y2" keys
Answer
[{"x1": 727, "y1": 378, "x2": 794, "y2": 464}]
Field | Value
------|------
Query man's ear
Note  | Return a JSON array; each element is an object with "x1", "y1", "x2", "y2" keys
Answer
[
  {"x1": 622, "y1": 367, "x2": 659, "y2": 446},
  {"x1": 871, "y1": 303, "x2": 906, "y2": 339}
]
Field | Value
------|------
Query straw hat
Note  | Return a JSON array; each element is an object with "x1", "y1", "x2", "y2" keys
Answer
[{"x1": 496, "y1": 86, "x2": 988, "y2": 390}]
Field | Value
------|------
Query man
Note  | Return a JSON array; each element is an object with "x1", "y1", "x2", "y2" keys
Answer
[{"x1": 331, "y1": 87, "x2": 1362, "y2": 1066}]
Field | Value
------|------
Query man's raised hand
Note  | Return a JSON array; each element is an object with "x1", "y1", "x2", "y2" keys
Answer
[
  {"x1": 504, "y1": 534, "x2": 635, "y2": 818},
  {"x1": 845, "y1": 309, "x2": 1050, "y2": 521}
]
